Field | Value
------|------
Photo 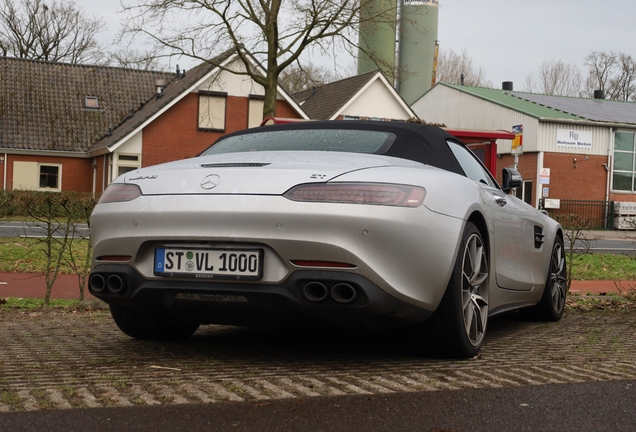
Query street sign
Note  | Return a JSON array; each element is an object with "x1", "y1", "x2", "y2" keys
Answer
[{"x1": 511, "y1": 125, "x2": 523, "y2": 155}]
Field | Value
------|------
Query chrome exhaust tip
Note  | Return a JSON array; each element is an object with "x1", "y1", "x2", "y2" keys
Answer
[
  {"x1": 89, "y1": 274, "x2": 106, "y2": 292},
  {"x1": 303, "y1": 281, "x2": 329, "y2": 302},
  {"x1": 331, "y1": 283, "x2": 358, "y2": 303},
  {"x1": 106, "y1": 275, "x2": 125, "y2": 293}
]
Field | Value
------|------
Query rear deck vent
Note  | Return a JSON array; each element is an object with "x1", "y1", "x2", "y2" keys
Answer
[
  {"x1": 534, "y1": 226, "x2": 545, "y2": 249},
  {"x1": 200, "y1": 163, "x2": 270, "y2": 168}
]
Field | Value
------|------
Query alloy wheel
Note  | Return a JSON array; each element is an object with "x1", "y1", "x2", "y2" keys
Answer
[
  {"x1": 461, "y1": 233, "x2": 489, "y2": 347},
  {"x1": 549, "y1": 242, "x2": 567, "y2": 314}
]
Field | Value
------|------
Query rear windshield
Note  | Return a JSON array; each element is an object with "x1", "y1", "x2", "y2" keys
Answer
[{"x1": 201, "y1": 129, "x2": 396, "y2": 155}]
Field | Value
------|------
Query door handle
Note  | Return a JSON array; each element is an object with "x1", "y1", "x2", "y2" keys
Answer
[{"x1": 495, "y1": 196, "x2": 507, "y2": 207}]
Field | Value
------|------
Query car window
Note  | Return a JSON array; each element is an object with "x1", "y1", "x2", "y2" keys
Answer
[
  {"x1": 446, "y1": 140, "x2": 498, "y2": 188},
  {"x1": 202, "y1": 129, "x2": 396, "y2": 155}
]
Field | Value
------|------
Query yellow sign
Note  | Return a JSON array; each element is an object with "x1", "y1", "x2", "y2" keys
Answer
[{"x1": 511, "y1": 125, "x2": 523, "y2": 155}]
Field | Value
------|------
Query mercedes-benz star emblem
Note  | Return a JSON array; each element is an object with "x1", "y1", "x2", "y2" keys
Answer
[{"x1": 200, "y1": 174, "x2": 221, "y2": 190}]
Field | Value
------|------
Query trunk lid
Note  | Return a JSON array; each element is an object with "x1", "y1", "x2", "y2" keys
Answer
[{"x1": 124, "y1": 151, "x2": 422, "y2": 195}]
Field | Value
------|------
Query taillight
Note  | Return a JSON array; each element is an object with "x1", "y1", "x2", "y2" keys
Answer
[
  {"x1": 95, "y1": 255, "x2": 132, "y2": 262},
  {"x1": 284, "y1": 183, "x2": 425, "y2": 207},
  {"x1": 98, "y1": 184, "x2": 142, "y2": 204}
]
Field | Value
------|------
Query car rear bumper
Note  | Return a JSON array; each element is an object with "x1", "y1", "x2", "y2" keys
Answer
[
  {"x1": 90, "y1": 195, "x2": 464, "y2": 310},
  {"x1": 89, "y1": 264, "x2": 432, "y2": 329}
]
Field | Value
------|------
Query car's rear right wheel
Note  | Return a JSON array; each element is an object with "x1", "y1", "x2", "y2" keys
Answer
[
  {"x1": 414, "y1": 222, "x2": 489, "y2": 358},
  {"x1": 110, "y1": 306, "x2": 200, "y2": 340}
]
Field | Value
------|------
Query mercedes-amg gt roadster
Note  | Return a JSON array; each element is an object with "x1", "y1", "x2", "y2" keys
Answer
[{"x1": 89, "y1": 121, "x2": 567, "y2": 358}]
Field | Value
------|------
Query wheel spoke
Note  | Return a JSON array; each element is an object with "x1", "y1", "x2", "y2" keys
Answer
[
  {"x1": 472, "y1": 293, "x2": 487, "y2": 306},
  {"x1": 462, "y1": 289, "x2": 472, "y2": 310},
  {"x1": 472, "y1": 272, "x2": 488, "y2": 287},
  {"x1": 461, "y1": 233, "x2": 489, "y2": 346},
  {"x1": 464, "y1": 302, "x2": 475, "y2": 335}
]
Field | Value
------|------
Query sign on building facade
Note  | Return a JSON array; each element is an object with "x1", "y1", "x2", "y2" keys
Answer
[{"x1": 556, "y1": 129, "x2": 592, "y2": 149}]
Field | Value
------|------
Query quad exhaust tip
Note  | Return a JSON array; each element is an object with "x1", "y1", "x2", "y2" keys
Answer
[
  {"x1": 89, "y1": 273, "x2": 126, "y2": 294},
  {"x1": 302, "y1": 281, "x2": 359, "y2": 303}
]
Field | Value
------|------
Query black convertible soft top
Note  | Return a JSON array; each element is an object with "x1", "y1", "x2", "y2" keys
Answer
[{"x1": 208, "y1": 120, "x2": 466, "y2": 177}]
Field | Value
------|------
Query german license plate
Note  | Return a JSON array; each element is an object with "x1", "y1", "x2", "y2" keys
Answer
[{"x1": 154, "y1": 247, "x2": 262, "y2": 280}]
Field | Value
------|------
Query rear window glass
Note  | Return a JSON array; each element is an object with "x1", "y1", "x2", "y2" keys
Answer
[{"x1": 201, "y1": 129, "x2": 396, "y2": 155}]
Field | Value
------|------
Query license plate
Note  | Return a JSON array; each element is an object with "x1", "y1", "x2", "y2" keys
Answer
[{"x1": 154, "y1": 247, "x2": 262, "y2": 280}]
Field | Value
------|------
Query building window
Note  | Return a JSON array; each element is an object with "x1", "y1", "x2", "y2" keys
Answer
[
  {"x1": 12, "y1": 161, "x2": 62, "y2": 191},
  {"x1": 198, "y1": 92, "x2": 226, "y2": 131},
  {"x1": 248, "y1": 96, "x2": 265, "y2": 128},
  {"x1": 85, "y1": 96, "x2": 99, "y2": 109},
  {"x1": 612, "y1": 131, "x2": 635, "y2": 192},
  {"x1": 39, "y1": 165, "x2": 60, "y2": 189},
  {"x1": 116, "y1": 154, "x2": 140, "y2": 178},
  {"x1": 514, "y1": 180, "x2": 533, "y2": 206}
]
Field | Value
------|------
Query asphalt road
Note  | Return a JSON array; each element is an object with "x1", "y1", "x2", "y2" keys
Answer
[
  {"x1": 0, "y1": 221, "x2": 89, "y2": 238},
  {"x1": 0, "y1": 380, "x2": 634, "y2": 431},
  {"x1": 581, "y1": 238, "x2": 636, "y2": 255}
]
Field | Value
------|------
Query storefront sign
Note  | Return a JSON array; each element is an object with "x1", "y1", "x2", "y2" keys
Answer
[
  {"x1": 544, "y1": 198, "x2": 560, "y2": 209},
  {"x1": 556, "y1": 129, "x2": 592, "y2": 149}
]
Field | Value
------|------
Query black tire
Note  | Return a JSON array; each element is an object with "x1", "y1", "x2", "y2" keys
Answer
[
  {"x1": 417, "y1": 222, "x2": 489, "y2": 358},
  {"x1": 525, "y1": 236, "x2": 567, "y2": 321},
  {"x1": 110, "y1": 306, "x2": 200, "y2": 340}
]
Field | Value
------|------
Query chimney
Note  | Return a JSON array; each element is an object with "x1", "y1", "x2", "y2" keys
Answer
[
  {"x1": 594, "y1": 89, "x2": 605, "y2": 99},
  {"x1": 155, "y1": 79, "x2": 166, "y2": 98},
  {"x1": 502, "y1": 81, "x2": 513, "y2": 91}
]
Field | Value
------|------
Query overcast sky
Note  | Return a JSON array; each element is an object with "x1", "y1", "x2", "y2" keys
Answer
[
  {"x1": 80, "y1": 0, "x2": 635, "y2": 92},
  {"x1": 438, "y1": 0, "x2": 636, "y2": 90}
]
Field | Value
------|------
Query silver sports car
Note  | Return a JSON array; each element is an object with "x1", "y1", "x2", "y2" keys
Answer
[{"x1": 89, "y1": 121, "x2": 566, "y2": 358}]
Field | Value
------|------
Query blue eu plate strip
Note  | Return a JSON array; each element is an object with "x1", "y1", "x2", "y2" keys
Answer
[{"x1": 155, "y1": 248, "x2": 165, "y2": 273}]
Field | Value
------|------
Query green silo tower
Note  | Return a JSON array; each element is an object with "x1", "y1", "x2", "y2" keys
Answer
[
  {"x1": 397, "y1": 0, "x2": 439, "y2": 105},
  {"x1": 357, "y1": 0, "x2": 398, "y2": 82},
  {"x1": 357, "y1": 0, "x2": 439, "y2": 105}
]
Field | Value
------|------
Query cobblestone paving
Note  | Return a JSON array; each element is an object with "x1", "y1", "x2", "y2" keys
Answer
[{"x1": 0, "y1": 309, "x2": 634, "y2": 411}]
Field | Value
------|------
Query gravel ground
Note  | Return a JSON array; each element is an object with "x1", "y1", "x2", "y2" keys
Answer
[{"x1": 0, "y1": 303, "x2": 635, "y2": 412}]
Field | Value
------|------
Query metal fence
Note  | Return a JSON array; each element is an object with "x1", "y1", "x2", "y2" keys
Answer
[{"x1": 539, "y1": 199, "x2": 614, "y2": 230}]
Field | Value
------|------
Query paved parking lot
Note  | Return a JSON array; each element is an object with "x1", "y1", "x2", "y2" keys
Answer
[{"x1": 0, "y1": 308, "x2": 635, "y2": 412}]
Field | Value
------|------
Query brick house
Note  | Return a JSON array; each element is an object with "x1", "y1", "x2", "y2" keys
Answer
[
  {"x1": 412, "y1": 83, "x2": 636, "y2": 218},
  {"x1": 293, "y1": 70, "x2": 417, "y2": 120},
  {"x1": 0, "y1": 49, "x2": 308, "y2": 194}
]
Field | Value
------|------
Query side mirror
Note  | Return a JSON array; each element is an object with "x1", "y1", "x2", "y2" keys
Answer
[{"x1": 502, "y1": 168, "x2": 522, "y2": 193}]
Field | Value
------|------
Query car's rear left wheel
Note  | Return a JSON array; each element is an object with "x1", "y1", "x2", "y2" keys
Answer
[
  {"x1": 110, "y1": 306, "x2": 200, "y2": 340},
  {"x1": 523, "y1": 236, "x2": 567, "y2": 321},
  {"x1": 416, "y1": 222, "x2": 489, "y2": 358}
]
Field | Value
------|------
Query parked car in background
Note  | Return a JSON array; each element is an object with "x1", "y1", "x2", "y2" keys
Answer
[{"x1": 89, "y1": 121, "x2": 566, "y2": 358}]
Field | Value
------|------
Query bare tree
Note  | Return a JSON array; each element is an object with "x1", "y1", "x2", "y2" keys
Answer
[
  {"x1": 105, "y1": 49, "x2": 167, "y2": 71},
  {"x1": 524, "y1": 59, "x2": 585, "y2": 97},
  {"x1": 0, "y1": 0, "x2": 106, "y2": 63},
  {"x1": 119, "y1": 0, "x2": 399, "y2": 117},
  {"x1": 585, "y1": 51, "x2": 636, "y2": 101},
  {"x1": 279, "y1": 62, "x2": 343, "y2": 94},
  {"x1": 584, "y1": 50, "x2": 617, "y2": 95},
  {"x1": 607, "y1": 53, "x2": 636, "y2": 101},
  {"x1": 435, "y1": 48, "x2": 492, "y2": 87}
]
